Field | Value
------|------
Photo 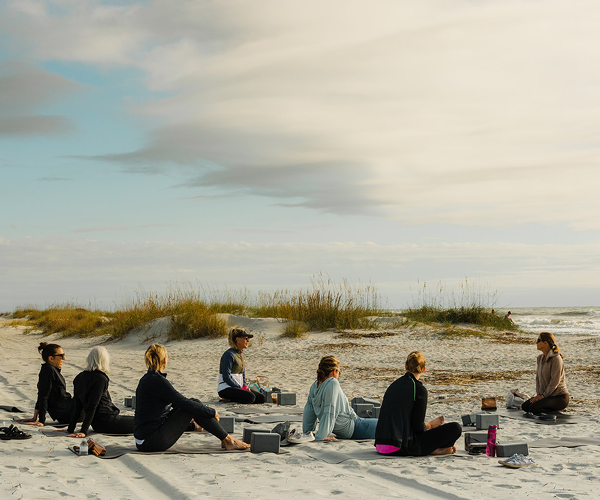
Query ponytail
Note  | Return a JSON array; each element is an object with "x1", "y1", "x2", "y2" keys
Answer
[
  {"x1": 539, "y1": 332, "x2": 563, "y2": 358},
  {"x1": 38, "y1": 342, "x2": 61, "y2": 362},
  {"x1": 145, "y1": 343, "x2": 168, "y2": 371},
  {"x1": 317, "y1": 355, "x2": 340, "y2": 383}
]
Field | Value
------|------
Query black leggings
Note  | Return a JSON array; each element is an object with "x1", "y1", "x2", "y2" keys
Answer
[
  {"x1": 136, "y1": 408, "x2": 228, "y2": 452},
  {"x1": 218, "y1": 387, "x2": 265, "y2": 404},
  {"x1": 92, "y1": 415, "x2": 134, "y2": 435},
  {"x1": 521, "y1": 393, "x2": 569, "y2": 414},
  {"x1": 390, "y1": 422, "x2": 462, "y2": 457}
]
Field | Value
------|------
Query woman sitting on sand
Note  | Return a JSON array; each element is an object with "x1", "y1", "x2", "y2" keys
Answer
[
  {"x1": 134, "y1": 343, "x2": 248, "y2": 452},
  {"x1": 18, "y1": 342, "x2": 78, "y2": 426},
  {"x1": 375, "y1": 351, "x2": 461, "y2": 456},
  {"x1": 66, "y1": 346, "x2": 134, "y2": 437},
  {"x1": 521, "y1": 332, "x2": 569, "y2": 414},
  {"x1": 303, "y1": 355, "x2": 378, "y2": 441},
  {"x1": 217, "y1": 327, "x2": 265, "y2": 404}
]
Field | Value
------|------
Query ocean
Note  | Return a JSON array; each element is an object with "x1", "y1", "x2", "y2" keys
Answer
[{"x1": 510, "y1": 307, "x2": 600, "y2": 336}]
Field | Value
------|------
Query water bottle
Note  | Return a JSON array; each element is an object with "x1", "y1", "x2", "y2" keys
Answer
[
  {"x1": 79, "y1": 437, "x2": 88, "y2": 456},
  {"x1": 486, "y1": 425, "x2": 497, "y2": 457}
]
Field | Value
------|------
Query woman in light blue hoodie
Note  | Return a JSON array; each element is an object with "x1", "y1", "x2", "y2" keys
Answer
[{"x1": 303, "y1": 355, "x2": 377, "y2": 442}]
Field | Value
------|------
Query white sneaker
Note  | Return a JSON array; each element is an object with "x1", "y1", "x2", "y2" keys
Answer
[
  {"x1": 287, "y1": 431, "x2": 315, "y2": 444},
  {"x1": 498, "y1": 454, "x2": 537, "y2": 468}
]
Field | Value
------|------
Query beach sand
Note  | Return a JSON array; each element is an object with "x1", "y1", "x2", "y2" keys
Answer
[{"x1": 1, "y1": 315, "x2": 600, "y2": 499}]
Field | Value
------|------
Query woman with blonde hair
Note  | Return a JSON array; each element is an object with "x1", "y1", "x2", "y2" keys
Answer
[
  {"x1": 521, "y1": 332, "x2": 569, "y2": 414},
  {"x1": 66, "y1": 346, "x2": 133, "y2": 437},
  {"x1": 134, "y1": 343, "x2": 248, "y2": 452},
  {"x1": 217, "y1": 327, "x2": 265, "y2": 404},
  {"x1": 375, "y1": 351, "x2": 461, "y2": 456},
  {"x1": 303, "y1": 355, "x2": 378, "y2": 441}
]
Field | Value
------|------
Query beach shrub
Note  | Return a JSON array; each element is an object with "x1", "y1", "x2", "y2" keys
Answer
[
  {"x1": 281, "y1": 320, "x2": 309, "y2": 338},
  {"x1": 169, "y1": 301, "x2": 228, "y2": 340},
  {"x1": 12, "y1": 304, "x2": 109, "y2": 337},
  {"x1": 403, "y1": 279, "x2": 518, "y2": 331}
]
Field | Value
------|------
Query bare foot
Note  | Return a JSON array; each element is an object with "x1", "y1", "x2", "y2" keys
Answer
[
  {"x1": 219, "y1": 398, "x2": 231, "y2": 403},
  {"x1": 431, "y1": 446, "x2": 457, "y2": 455},
  {"x1": 192, "y1": 421, "x2": 203, "y2": 432},
  {"x1": 221, "y1": 435, "x2": 250, "y2": 450}
]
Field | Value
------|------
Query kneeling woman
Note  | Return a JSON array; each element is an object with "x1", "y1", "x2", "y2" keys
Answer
[
  {"x1": 303, "y1": 355, "x2": 377, "y2": 441},
  {"x1": 19, "y1": 342, "x2": 77, "y2": 426},
  {"x1": 67, "y1": 347, "x2": 134, "y2": 437},
  {"x1": 134, "y1": 343, "x2": 248, "y2": 452},
  {"x1": 521, "y1": 332, "x2": 569, "y2": 414},
  {"x1": 375, "y1": 351, "x2": 461, "y2": 456},
  {"x1": 217, "y1": 327, "x2": 265, "y2": 404}
]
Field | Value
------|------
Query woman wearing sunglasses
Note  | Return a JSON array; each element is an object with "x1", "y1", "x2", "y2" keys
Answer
[
  {"x1": 18, "y1": 342, "x2": 78, "y2": 426},
  {"x1": 521, "y1": 332, "x2": 569, "y2": 414}
]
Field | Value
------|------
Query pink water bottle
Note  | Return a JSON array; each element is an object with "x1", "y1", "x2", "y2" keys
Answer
[{"x1": 486, "y1": 425, "x2": 497, "y2": 457}]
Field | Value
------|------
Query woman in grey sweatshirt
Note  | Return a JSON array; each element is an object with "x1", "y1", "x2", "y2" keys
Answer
[{"x1": 303, "y1": 355, "x2": 377, "y2": 441}]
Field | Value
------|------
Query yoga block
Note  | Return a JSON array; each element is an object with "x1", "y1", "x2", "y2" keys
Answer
[
  {"x1": 461, "y1": 412, "x2": 483, "y2": 426},
  {"x1": 496, "y1": 442, "x2": 529, "y2": 457},
  {"x1": 476, "y1": 413, "x2": 499, "y2": 430},
  {"x1": 124, "y1": 397, "x2": 133, "y2": 408},
  {"x1": 263, "y1": 390, "x2": 273, "y2": 403},
  {"x1": 354, "y1": 403, "x2": 374, "y2": 418},
  {"x1": 243, "y1": 427, "x2": 271, "y2": 444},
  {"x1": 132, "y1": 396, "x2": 136, "y2": 410},
  {"x1": 251, "y1": 432, "x2": 280, "y2": 454},
  {"x1": 464, "y1": 431, "x2": 488, "y2": 448},
  {"x1": 219, "y1": 416, "x2": 235, "y2": 434},
  {"x1": 277, "y1": 392, "x2": 296, "y2": 406},
  {"x1": 351, "y1": 397, "x2": 381, "y2": 408},
  {"x1": 370, "y1": 406, "x2": 380, "y2": 418}
]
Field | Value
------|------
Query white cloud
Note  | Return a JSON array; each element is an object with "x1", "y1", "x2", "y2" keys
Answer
[
  {"x1": 1, "y1": 236, "x2": 599, "y2": 311},
  {"x1": 3, "y1": 1, "x2": 600, "y2": 227}
]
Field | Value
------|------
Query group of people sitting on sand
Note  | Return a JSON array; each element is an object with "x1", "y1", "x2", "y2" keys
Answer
[{"x1": 17, "y1": 327, "x2": 568, "y2": 456}]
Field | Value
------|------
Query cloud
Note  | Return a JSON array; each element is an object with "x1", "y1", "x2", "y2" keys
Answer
[
  {"x1": 4, "y1": 1, "x2": 600, "y2": 226},
  {"x1": 1, "y1": 236, "x2": 600, "y2": 310},
  {"x1": 0, "y1": 62, "x2": 79, "y2": 136}
]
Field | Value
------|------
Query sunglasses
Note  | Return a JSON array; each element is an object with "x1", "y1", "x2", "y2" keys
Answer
[
  {"x1": 51, "y1": 353, "x2": 66, "y2": 359},
  {"x1": 536, "y1": 339, "x2": 543, "y2": 343}
]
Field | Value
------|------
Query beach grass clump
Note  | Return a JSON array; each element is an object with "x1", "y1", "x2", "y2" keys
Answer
[
  {"x1": 169, "y1": 300, "x2": 228, "y2": 340},
  {"x1": 251, "y1": 275, "x2": 381, "y2": 331},
  {"x1": 403, "y1": 279, "x2": 518, "y2": 331},
  {"x1": 12, "y1": 305, "x2": 109, "y2": 337},
  {"x1": 281, "y1": 320, "x2": 309, "y2": 338}
]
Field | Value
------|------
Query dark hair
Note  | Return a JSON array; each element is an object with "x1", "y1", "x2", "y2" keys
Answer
[
  {"x1": 539, "y1": 332, "x2": 563, "y2": 358},
  {"x1": 38, "y1": 342, "x2": 62, "y2": 362}
]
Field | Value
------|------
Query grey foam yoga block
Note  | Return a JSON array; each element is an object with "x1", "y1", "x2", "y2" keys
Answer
[
  {"x1": 263, "y1": 390, "x2": 273, "y2": 403},
  {"x1": 369, "y1": 406, "x2": 380, "y2": 418},
  {"x1": 476, "y1": 413, "x2": 499, "y2": 430},
  {"x1": 219, "y1": 416, "x2": 235, "y2": 434},
  {"x1": 496, "y1": 442, "x2": 529, "y2": 457},
  {"x1": 277, "y1": 392, "x2": 296, "y2": 406},
  {"x1": 132, "y1": 396, "x2": 136, "y2": 410},
  {"x1": 251, "y1": 432, "x2": 280, "y2": 454},
  {"x1": 354, "y1": 403, "x2": 374, "y2": 418},
  {"x1": 243, "y1": 427, "x2": 271, "y2": 444},
  {"x1": 124, "y1": 397, "x2": 133, "y2": 408},
  {"x1": 464, "y1": 431, "x2": 488, "y2": 448}
]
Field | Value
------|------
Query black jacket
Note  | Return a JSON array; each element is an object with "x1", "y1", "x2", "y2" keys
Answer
[
  {"x1": 68, "y1": 370, "x2": 120, "y2": 435},
  {"x1": 134, "y1": 370, "x2": 216, "y2": 440},
  {"x1": 375, "y1": 372, "x2": 428, "y2": 454},
  {"x1": 35, "y1": 363, "x2": 73, "y2": 424}
]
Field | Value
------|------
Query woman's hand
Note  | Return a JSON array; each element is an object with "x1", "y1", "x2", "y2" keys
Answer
[
  {"x1": 16, "y1": 417, "x2": 36, "y2": 423},
  {"x1": 323, "y1": 436, "x2": 338, "y2": 442},
  {"x1": 530, "y1": 395, "x2": 543, "y2": 403},
  {"x1": 67, "y1": 432, "x2": 86, "y2": 438},
  {"x1": 214, "y1": 411, "x2": 220, "y2": 422}
]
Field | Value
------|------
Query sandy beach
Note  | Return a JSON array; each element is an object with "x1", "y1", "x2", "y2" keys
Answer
[{"x1": 1, "y1": 315, "x2": 600, "y2": 499}]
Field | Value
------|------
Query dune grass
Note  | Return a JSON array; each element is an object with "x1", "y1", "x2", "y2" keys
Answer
[
  {"x1": 403, "y1": 279, "x2": 518, "y2": 331},
  {"x1": 281, "y1": 320, "x2": 309, "y2": 338},
  {"x1": 8, "y1": 276, "x2": 382, "y2": 339}
]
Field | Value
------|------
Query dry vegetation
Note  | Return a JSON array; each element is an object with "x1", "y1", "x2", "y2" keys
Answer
[{"x1": 336, "y1": 331, "x2": 399, "y2": 339}]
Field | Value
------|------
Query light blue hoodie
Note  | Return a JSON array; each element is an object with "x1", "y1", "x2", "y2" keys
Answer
[{"x1": 303, "y1": 377, "x2": 357, "y2": 441}]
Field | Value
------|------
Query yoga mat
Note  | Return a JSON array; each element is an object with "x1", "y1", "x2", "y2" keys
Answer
[
  {"x1": 10, "y1": 417, "x2": 68, "y2": 428},
  {"x1": 496, "y1": 408, "x2": 586, "y2": 425},
  {"x1": 0, "y1": 405, "x2": 25, "y2": 413},
  {"x1": 75, "y1": 443, "x2": 288, "y2": 459},
  {"x1": 228, "y1": 407, "x2": 303, "y2": 416},
  {"x1": 530, "y1": 436, "x2": 600, "y2": 448},
  {"x1": 235, "y1": 415, "x2": 303, "y2": 424},
  {"x1": 301, "y1": 446, "x2": 470, "y2": 464}
]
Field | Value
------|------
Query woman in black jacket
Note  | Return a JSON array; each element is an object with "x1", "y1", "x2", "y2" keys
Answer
[
  {"x1": 133, "y1": 343, "x2": 249, "y2": 452},
  {"x1": 375, "y1": 351, "x2": 461, "y2": 456},
  {"x1": 66, "y1": 346, "x2": 134, "y2": 437},
  {"x1": 18, "y1": 342, "x2": 77, "y2": 426}
]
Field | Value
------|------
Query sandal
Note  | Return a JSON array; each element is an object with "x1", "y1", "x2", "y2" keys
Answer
[{"x1": 0, "y1": 424, "x2": 32, "y2": 440}]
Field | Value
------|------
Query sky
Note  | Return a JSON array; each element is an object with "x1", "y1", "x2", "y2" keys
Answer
[{"x1": 1, "y1": 0, "x2": 600, "y2": 311}]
